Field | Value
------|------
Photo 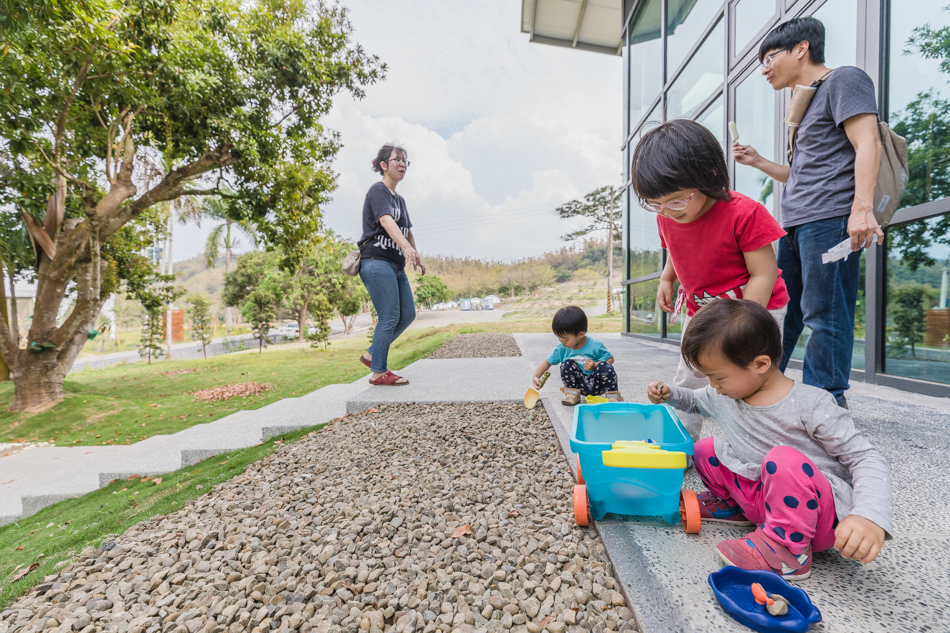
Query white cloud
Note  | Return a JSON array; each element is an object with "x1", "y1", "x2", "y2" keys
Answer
[{"x1": 176, "y1": 0, "x2": 622, "y2": 263}]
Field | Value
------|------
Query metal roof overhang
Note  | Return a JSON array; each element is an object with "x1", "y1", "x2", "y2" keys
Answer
[{"x1": 521, "y1": 0, "x2": 624, "y2": 56}]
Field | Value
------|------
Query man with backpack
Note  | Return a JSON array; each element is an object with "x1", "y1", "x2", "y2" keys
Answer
[{"x1": 733, "y1": 17, "x2": 883, "y2": 409}]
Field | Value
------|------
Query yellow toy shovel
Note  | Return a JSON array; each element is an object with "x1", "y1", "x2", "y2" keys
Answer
[{"x1": 524, "y1": 371, "x2": 550, "y2": 409}]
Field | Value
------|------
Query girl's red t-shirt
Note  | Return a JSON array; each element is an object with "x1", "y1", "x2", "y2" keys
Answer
[{"x1": 657, "y1": 191, "x2": 790, "y2": 316}]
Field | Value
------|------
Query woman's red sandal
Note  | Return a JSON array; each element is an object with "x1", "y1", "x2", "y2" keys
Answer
[
  {"x1": 359, "y1": 354, "x2": 372, "y2": 369},
  {"x1": 368, "y1": 370, "x2": 409, "y2": 386}
]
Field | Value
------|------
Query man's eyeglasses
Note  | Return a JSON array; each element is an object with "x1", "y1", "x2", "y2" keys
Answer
[
  {"x1": 759, "y1": 49, "x2": 787, "y2": 70},
  {"x1": 640, "y1": 191, "x2": 695, "y2": 214},
  {"x1": 387, "y1": 157, "x2": 410, "y2": 167}
]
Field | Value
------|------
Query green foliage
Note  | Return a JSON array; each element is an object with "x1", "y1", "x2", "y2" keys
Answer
[
  {"x1": 241, "y1": 289, "x2": 278, "y2": 355},
  {"x1": 0, "y1": 0, "x2": 383, "y2": 401},
  {"x1": 188, "y1": 293, "x2": 213, "y2": 358},
  {"x1": 889, "y1": 285, "x2": 928, "y2": 357},
  {"x1": 413, "y1": 274, "x2": 451, "y2": 309},
  {"x1": 889, "y1": 17, "x2": 950, "y2": 270},
  {"x1": 139, "y1": 306, "x2": 166, "y2": 365},
  {"x1": 556, "y1": 186, "x2": 622, "y2": 242},
  {"x1": 305, "y1": 294, "x2": 333, "y2": 350}
]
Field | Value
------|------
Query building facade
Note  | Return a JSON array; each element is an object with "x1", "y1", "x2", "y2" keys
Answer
[{"x1": 619, "y1": 0, "x2": 950, "y2": 397}]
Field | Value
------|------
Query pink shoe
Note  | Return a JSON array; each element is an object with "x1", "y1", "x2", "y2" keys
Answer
[
  {"x1": 698, "y1": 491, "x2": 754, "y2": 526},
  {"x1": 716, "y1": 527, "x2": 812, "y2": 580}
]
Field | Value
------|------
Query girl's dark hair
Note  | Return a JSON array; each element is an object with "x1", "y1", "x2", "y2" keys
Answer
[
  {"x1": 630, "y1": 119, "x2": 731, "y2": 203},
  {"x1": 372, "y1": 143, "x2": 407, "y2": 174},
  {"x1": 681, "y1": 300, "x2": 783, "y2": 371},
  {"x1": 758, "y1": 17, "x2": 825, "y2": 65},
  {"x1": 552, "y1": 306, "x2": 588, "y2": 338}
]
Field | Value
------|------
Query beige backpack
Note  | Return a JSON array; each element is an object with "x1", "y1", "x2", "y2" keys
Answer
[{"x1": 785, "y1": 70, "x2": 909, "y2": 228}]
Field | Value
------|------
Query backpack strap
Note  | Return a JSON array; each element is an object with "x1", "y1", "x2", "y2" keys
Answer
[{"x1": 785, "y1": 69, "x2": 836, "y2": 164}]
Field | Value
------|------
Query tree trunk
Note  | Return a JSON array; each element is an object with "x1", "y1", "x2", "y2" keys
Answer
[
  {"x1": 297, "y1": 296, "x2": 311, "y2": 343},
  {"x1": 225, "y1": 239, "x2": 233, "y2": 335},
  {"x1": 8, "y1": 275, "x2": 19, "y2": 344},
  {"x1": 0, "y1": 265, "x2": 9, "y2": 382}
]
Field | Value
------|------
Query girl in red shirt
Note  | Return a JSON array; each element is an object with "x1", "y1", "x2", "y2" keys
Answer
[{"x1": 631, "y1": 119, "x2": 790, "y2": 441}]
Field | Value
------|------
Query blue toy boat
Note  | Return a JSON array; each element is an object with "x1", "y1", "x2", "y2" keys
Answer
[{"x1": 708, "y1": 567, "x2": 821, "y2": 632}]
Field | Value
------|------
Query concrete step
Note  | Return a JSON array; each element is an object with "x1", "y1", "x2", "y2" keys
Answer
[{"x1": 0, "y1": 378, "x2": 367, "y2": 526}]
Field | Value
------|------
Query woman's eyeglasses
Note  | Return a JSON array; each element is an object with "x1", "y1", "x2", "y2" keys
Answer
[
  {"x1": 640, "y1": 191, "x2": 695, "y2": 213},
  {"x1": 387, "y1": 157, "x2": 410, "y2": 167}
]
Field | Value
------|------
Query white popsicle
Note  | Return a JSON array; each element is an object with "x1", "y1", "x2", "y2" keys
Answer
[{"x1": 729, "y1": 121, "x2": 740, "y2": 143}]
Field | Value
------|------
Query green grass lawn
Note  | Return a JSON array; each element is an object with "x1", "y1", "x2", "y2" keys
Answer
[
  {"x1": 0, "y1": 424, "x2": 323, "y2": 609},
  {"x1": 0, "y1": 328, "x2": 455, "y2": 446}
]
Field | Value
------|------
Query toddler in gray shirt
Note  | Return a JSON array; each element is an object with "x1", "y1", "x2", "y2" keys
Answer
[{"x1": 647, "y1": 299, "x2": 891, "y2": 580}]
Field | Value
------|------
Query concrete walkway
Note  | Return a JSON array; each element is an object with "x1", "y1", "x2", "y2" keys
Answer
[
  {"x1": 515, "y1": 333, "x2": 950, "y2": 633},
  {"x1": 4, "y1": 332, "x2": 948, "y2": 631}
]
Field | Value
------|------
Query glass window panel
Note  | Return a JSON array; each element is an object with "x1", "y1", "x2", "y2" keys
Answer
[
  {"x1": 889, "y1": 1, "x2": 950, "y2": 211},
  {"x1": 696, "y1": 94, "x2": 724, "y2": 145},
  {"x1": 883, "y1": 217, "x2": 950, "y2": 383},
  {"x1": 786, "y1": 251, "x2": 867, "y2": 371},
  {"x1": 628, "y1": 278, "x2": 662, "y2": 335},
  {"x1": 734, "y1": 0, "x2": 775, "y2": 57},
  {"x1": 667, "y1": 21, "x2": 724, "y2": 120},
  {"x1": 628, "y1": 0, "x2": 663, "y2": 133},
  {"x1": 812, "y1": 0, "x2": 857, "y2": 67},
  {"x1": 666, "y1": 0, "x2": 722, "y2": 75},
  {"x1": 734, "y1": 71, "x2": 775, "y2": 211}
]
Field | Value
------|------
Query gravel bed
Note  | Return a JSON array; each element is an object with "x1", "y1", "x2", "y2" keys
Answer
[
  {"x1": 1, "y1": 403, "x2": 635, "y2": 633},
  {"x1": 427, "y1": 334, "x2": 521, "y2": 359}
]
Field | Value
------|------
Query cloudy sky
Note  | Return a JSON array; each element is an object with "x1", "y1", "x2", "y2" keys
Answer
[{"x1": 174, "y1": 0, "x2": 622, "y2": 263}]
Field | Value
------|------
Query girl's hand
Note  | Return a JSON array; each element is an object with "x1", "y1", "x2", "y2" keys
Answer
[
  {"x1": 657, "y1": 279, "x2": 675, "y2": 313},
  {"x1": 532, "y1": 374, "x2": 542, "y2": 389},
  {"x1": 647, "y1": 381, "x2": 670, "y2": 404},
  {"x1": 733, "y1": 142, "x2": 761, "y2": 167},
  {"x1": 583, "y1": 359, "x2": 597, "y2": 372},
  {"x1": 834, "y1": 515, "x2": 885, "y2": 564}
]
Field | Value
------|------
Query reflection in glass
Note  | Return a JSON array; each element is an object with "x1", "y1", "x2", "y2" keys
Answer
[
  {"x1": 629, "y1": 0, "x2": 663, "y2": 134},
  {"x1": 734, "y1": 71, "x2": 775, "y2": 211},
  {"x1": 812, "y1": 0, "x2": 856, "y2": 67},
  {"x1": 696, "y1": 95, "x2": 724, "y2": 145},
  {"x1": 734, "y1": 0, "x2": 775, "y2": 57},
  {"x1": 668, "y1": 21, "x2": 724, "y2": 120},
  {"x1": 666, "y1": 0, "x2": 722, "y2": 75},
  {"x1": 888, "y1": 3, "x2": 950, "y2": 269},
  {"x1": 628, "y1": 278, "x2": 662, "y2": 335},
  {"x1": 884, "y1": 218, "x2": 950, "y2": 384},
  {"x1": 787, "y1": 252, "x2": 867, "y2": 371}
]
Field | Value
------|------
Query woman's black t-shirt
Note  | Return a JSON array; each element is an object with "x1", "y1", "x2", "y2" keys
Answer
[{"x1": 360, "y1": 181, "x2": 412, "y2": 269}]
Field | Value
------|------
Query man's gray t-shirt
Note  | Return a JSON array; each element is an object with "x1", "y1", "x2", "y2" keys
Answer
[
  {"x1": 668, "y1": 381, "x2": 893, "y2": 537},
  {"x1": 781, "y1": 66, "x2": 879, "y2": 228}
]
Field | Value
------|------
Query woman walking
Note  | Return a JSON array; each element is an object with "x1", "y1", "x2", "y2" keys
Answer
[{"x1": 358, "y1": 143, "x2": 424, "y2": 385}]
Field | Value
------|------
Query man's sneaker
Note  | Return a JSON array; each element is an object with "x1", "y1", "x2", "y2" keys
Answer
[
  {"x1": 698, "y1": 491, "x2": 754, "y2": 526},
  {"x1": 716, "y1": 527, "x2": 812, "y2": 580}
]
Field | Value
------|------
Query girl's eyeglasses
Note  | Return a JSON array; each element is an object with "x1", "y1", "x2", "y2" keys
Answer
[
  {"x1": 640, "y1": 191, "x2": 695, "y2": 213},
  {"x1": 387, "y1": 157, "x2": 410, "y2": 167}
]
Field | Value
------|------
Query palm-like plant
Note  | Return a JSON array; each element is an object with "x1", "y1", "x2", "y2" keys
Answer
[{"x1": 201, "y1": 196, "x2": 259, "y2": 334}]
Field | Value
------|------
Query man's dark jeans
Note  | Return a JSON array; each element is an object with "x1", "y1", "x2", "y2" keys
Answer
[
  {"x1": 359, "y1": 258, "x2": 416, "y2": 374},
  {"x1": 777, "y1": 215, "x2": 860, "y2": 403}
]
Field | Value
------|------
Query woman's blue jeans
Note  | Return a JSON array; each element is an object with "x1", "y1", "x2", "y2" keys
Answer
[
  {"x1": 777, "y1": 215, "x2": 860, "y2": 403},
  {"x1": 360, "y1": 258, "x2": 416, "y2": 374}
]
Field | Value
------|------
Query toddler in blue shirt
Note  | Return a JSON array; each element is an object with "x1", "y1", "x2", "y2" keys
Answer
[{"x1": 531, "y1": 306, "x2": 622, "y2": 406}]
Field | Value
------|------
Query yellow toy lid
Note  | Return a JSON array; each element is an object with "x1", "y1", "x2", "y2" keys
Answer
[{"x1": 602, "y1": 440, "x2": 687, "y2": 469}]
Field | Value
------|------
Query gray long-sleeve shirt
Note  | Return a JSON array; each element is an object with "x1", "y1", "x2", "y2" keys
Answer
[{"x1": 669, "y1": 382, "x2": 893, "y2": 538}]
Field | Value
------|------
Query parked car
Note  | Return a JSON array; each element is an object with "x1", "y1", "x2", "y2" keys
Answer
[{"x1": 279, "y1": 321, "x2": 300, "y2": 339}]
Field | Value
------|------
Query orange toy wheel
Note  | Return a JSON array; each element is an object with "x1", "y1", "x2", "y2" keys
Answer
[
  {"x1": 573, "y1": 485, "x2": 590, "y2": 526},
  {"x1": 576, "y1": 455, "x2": 585, "y2": 485},
  {"x1": 679, "y1": 489, "x2": 701, "y2": 534}
]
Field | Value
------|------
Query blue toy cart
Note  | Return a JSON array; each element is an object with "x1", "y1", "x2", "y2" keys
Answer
[{"x1": 569, "y1": 402, "x2": 695, "y2": 526}]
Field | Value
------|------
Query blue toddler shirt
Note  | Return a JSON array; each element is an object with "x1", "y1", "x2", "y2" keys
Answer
[{"x1": 547, "y1": 337, "x2": 613, "y2": 375}]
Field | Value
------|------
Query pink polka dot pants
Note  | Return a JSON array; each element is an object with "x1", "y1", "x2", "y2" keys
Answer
[{"x1": 693, "y1": 438, "x2": 838, "y2": 554}]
